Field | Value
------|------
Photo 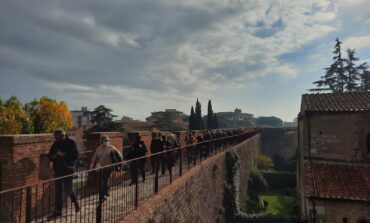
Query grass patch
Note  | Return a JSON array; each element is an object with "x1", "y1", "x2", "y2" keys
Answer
[{"x1": 259, "y1": 193, "x2": 295, "y2": 216}]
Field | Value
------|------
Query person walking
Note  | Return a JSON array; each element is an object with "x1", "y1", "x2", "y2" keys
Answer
[
  {"x1": 48, "y1": 129, "x2": 80, "y2": 219},
  {"x1": 90, "y1": 135, "x2": 123, "y2": 201},
  {"x1": 127, "y1": 135, "x2": 147, "y2": 185},
  {"x1": 162, "y1": 135, "x2": 175, "y2": 181},
  {"x1": 149, "y1": 133, "x2": 163, "y2": 174},
  {"x1": 185, "y1": 131, "x2": 195, "y2": 164}
]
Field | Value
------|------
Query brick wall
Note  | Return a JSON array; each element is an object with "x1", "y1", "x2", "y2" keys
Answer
[
  {"x1": 0, "y1": 134, "x2": 55, "y2": 191},
  {"x1": 119, "y1": 134, "x2": 260, "y2": 223},
  {"x1": 257, "y1": 127, "x2": 297, "y2": 160},
  {"x1": 300, "y1": 113, "x2": 370, "y2": 161},
  {"x1": 308, "y1": 199, "x2": 370, "y2": 222}
]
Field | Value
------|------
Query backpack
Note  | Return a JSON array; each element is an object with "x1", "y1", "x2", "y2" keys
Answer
[{"x1": 110, "y1": 149, "x2": 123, "y2": 171}]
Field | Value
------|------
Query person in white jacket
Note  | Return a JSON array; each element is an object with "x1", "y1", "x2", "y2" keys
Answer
[{"x1": 90, "y1": 135, "x2": 123, "y2": 200}]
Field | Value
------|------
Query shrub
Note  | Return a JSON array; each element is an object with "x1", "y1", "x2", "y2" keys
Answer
[{"x1": 256, "y1": 153, "x2": 274, "y2": 170}]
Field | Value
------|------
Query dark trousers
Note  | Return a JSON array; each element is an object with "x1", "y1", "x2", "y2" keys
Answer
[
  {"x1": 130, "y1": 160, "x2": 146, "y2": 183},
  {"x1": 161, "y1": 157, "x2": 173, "y2": 177},
  {"x1": 99, "y1": 168, "x2": 112, "y2": 199},
  {"x1": 151, "y1": 155, "x2": 160, "y2": 173},
  {"x1": 55, "y1": 176, "x2": 77, "y2": 213},
  {"x1": 153, "y1": 154, "x2": 161, "y2": 174}
]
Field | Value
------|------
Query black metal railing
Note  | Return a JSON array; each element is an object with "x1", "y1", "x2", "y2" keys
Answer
[{"x1": 0, "y1": 130, "x2": 256, "y2": 223}]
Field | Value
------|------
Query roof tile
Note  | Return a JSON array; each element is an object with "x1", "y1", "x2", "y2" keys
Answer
[
  {"x1": 304, "y1": 162, "x2": 370, "y2": 202},
  {"x1": 301, "y1": 92, "x2": 370, "y2": 113}
]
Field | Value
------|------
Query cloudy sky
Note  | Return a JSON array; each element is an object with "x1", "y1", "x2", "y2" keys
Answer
[{"x1": 1, "y1": 0, "x2": 370, "y2": 121}]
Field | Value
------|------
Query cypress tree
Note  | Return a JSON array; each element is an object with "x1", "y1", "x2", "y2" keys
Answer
[
  {"x1": 195, "y1": 99, "x2": 203, "y2": 130},
  {"x1": 189, "y1": 106, "x2": 196, "y2": 130},
  {"x1": 207, "y1": 100, "x2": 214, "y2": 129}
]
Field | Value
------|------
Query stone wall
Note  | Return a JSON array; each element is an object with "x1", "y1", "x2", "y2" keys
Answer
[
  {"x1": 119, "y1": 134, "x2": 260, "y2": 223},
  {"x1": 308, "y1": 199, "x2": 370, "y2": 223},
  {"x1": 257, "y1": 127, "x2": 297, "y2": 160},
  {"x1": 300, "y1": 113, "x2": 370, "y2": 161}
]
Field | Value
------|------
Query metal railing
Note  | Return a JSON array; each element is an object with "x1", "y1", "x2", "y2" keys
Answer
[{"x1": 0, "y1": 130, "x2": 256, "y2": 223}]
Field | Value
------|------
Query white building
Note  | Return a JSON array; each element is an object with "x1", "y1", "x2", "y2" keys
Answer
[{"x1": 71, "y1": 107, "x2": 91, "y2": 127}]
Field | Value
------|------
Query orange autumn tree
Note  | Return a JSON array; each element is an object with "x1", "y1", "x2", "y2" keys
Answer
[{"x1": 25, "y1": 97, "x2": 73, "y2": 133}]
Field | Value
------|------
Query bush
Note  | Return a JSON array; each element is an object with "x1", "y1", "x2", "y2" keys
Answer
[
  {"x1": 249, "y1": 168, "x2": 268, "y2": 194},
  {"x1": 256, "y1": 153, "x2": 274, "y2": 170}
]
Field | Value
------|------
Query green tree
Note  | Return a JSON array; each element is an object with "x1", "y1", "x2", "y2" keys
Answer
[
  {"x1": 207, "y1": 100, "x2": 214, "y2": 129},
  {"x1": 1, "y1": 96, "x2": 32, "y2": 134},
  {"x1": 25, "y1": 97, "x2": 73, "y2": 133},
  {"x1": 90, "y1": 105, "x2": 117, "y2": 127},
  {"x1": 195, "y1": 99, "x2": 204, "y2": 130},
  {"x1": 256, "y1": 116, "x2": 283, "y2": 127},
  {"x1": 311, "y1": 38, "x2": 346, "y2": 92},
  {"x1": 359, "y1": 64, "x2": 370, "y2": 91},
  {"x1": 189, "y1": 106, "x2": 196, "y2": 130},
  {"x1": 343, "y1": 48, "x2": 361, "y2": 92}
]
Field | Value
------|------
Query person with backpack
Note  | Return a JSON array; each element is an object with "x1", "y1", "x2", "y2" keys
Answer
[
  {"x1": 127, "y1": 135, "x2": 147, "y2": 185},
  {"x1": 90, "y1": 135, "x2": 123, "y2": 201},
  {"x1": 48, "y1": 129, "x2": 80, "y2": 219}
]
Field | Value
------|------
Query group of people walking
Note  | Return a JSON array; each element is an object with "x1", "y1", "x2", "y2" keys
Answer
[{"x1": 46, "y1": 128, "x2": 244, "y2": 219}]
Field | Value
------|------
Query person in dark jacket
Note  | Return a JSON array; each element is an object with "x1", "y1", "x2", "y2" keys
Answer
[
  {"x1": 48, "y1": 129, "x2": 80, "y2": 219},
  {"x1": 149, "y1": 133, "x2": 163, "y2": 174},
  {"x1": 127, "y1": 135, "x2": 147, "y2": 185},
  {"x1": 162, "y1": 135, "x2": 175, "y2": 181},
  {"x1": 203, "y1": 130, "x2": 212, "y2": 158}
]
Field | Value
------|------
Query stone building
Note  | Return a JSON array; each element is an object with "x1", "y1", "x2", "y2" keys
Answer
[
  {"x1": 297, "y1": 92, "x2": 370, "y2": 223},
  {"x1": 215, "y1": 108, "x2": 254, "y2": 128},
  {"x1": 146, "y1": 109, "x2": 188, "y2": 123},
  {"x1": 71, "y1": 106, "x2": 91, "y2": 127}
]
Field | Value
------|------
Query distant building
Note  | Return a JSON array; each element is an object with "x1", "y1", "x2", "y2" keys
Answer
[
  {"x1": 71, "y1": 107, "x2": 91, "y2": 128},
  {"x1": 297, "y1": 92, "x2": 370, "y2": 222},
  {"x1": 215, "y1": 108, "x2": 254, "y2": 128},
  {"x1": 146, "y1": 109, "x2": 188, "y2": 123},
  {"x1": 146, "y1": 109, "x2": 188, "y2": 131}
]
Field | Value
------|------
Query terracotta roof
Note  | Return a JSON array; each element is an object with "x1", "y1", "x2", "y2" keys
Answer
[
  {"x1": 304, "y1": 162, "x2": 370, "y2": 202},
  {"x1": 301, "y1": 92, "x2": 370, "y2": 113}
]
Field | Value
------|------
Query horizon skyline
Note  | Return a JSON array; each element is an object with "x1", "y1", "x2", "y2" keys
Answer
[{"x1": 1, "y1": 0, "x2": 369, "y2": 122}]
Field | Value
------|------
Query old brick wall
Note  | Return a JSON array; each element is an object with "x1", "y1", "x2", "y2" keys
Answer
[
  {"x1": 309, "y1": 199, "x2": 370, "y2": 223},
  {"x1": 302, "y1": 113, "x2": 370, "y2": 161},
  {"x1": 257, "y1": 127, "x2": 297, "y2": 160},
  {"x1": 119, "y1": 134, "x2": 260, "y2": 223},
  {"x1": 0, "y1": 134, "x2": 55, "y2": 190}
]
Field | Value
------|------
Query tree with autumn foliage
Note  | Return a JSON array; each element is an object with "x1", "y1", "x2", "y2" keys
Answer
[
  {"x1": 0, "y1": 96, "x2": 73, "y2": 135},
  {"x1": 25, "y1": 97, "x2": 73, "y2": 133}
]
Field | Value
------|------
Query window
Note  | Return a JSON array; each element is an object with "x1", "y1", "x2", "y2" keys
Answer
[
  {"x1": 367, "y1": 133, "x2": 370, "y2": 154},
  {"x1": 342, "y1": 218, "x2": 348, "y2": 223}
]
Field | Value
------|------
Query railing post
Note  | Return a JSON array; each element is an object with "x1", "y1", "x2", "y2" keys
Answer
[
  {"x1": 135, "y1": 174, "x2": 139, "y2": 209},
  {"x1": 193, "y1": 145, "x2": 196, "y2": 167},
  {"x1": 179, "y1": 148, "x2": 183, "y2": 177},
  {"x1": 154, "y1": 155, "x2": 159, "y2": 193},
  {"x1": 25, "y1": 187, "x2": 31, "y2": 223},
  {"x1": 96, "y1": 170, "x2": 102, "y2": 223}
]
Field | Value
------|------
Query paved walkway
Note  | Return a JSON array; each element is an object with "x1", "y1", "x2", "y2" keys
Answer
[{"x1": 35, "y1": 160, "x2": 184, "y2": 223}]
